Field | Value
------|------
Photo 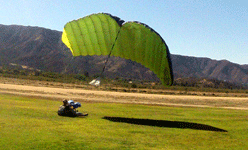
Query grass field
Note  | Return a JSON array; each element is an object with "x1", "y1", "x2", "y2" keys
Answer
[{"x1": 1, "y1": 94, "x2": 248, "y2": 149}]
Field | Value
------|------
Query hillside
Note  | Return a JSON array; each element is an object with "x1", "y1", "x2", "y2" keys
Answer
[{"x1": 0, "y1": 24, "x2": 247, "y2": 84}]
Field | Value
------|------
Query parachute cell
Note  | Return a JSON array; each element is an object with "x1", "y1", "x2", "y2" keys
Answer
[{"x1": 62, "y1": 13, "x2": 173, "y2": 86}]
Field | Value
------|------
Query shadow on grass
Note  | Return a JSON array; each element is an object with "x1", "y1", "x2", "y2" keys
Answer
[{"x1": 103, "y1": 116, "x2": 227, "y2": 132}]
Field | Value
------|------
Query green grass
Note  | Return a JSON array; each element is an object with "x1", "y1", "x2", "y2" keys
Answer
[{"x1": 1, "y1": 94, "x2": 248, "y2": 149}]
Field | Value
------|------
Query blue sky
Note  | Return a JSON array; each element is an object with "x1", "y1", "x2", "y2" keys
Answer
[{"x1": 1, "y1": 0, "x2": 247, "y2": 64}]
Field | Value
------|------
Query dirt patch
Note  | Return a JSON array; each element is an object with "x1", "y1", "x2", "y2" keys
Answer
[{"x1": 0, "y1": 83, "x2": 247, "y2": 110}]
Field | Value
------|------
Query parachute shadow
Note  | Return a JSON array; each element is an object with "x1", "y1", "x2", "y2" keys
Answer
[{"x1": 103, "y1": 116, "x2": 227, "y2": 132}]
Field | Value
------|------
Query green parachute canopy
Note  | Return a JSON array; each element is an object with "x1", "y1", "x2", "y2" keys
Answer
[{"x1": 62, "y1": 13, "x2": 173, "y2": 86}]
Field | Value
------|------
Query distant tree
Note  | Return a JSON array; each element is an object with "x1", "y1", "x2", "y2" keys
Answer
[
  {"x1": 13, "y1": 69, "x2": 20, "y2": 75},
  {"x1": 74, "y1": 74, "x2": 85, "y2": 81},
  {"x1": 131, "y1": 83, "x2": 137, "y2": 88},
  {"x1": 34, "y1": 71, "x2": 41, "y2": 76},
  {"x1": 84, "y1": 71, "x2": 89, "y2": 77}
]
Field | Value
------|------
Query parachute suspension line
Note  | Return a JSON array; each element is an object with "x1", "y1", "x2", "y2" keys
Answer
[
  {"x1": 89, "y1": 28, "x2": 122, "y2": 86},
  {"x1": 100, "y1": 28, "x2": 122, "y2": 77}
]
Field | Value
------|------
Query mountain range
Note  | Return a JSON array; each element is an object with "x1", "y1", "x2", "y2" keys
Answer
[{"x1": 0, "y1": 24, "x2": 247, "y2": 84}]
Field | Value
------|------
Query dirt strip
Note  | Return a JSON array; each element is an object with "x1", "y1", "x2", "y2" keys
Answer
[{"x1": 0, "y1": 83, "x2": 247, "y2": 110}]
